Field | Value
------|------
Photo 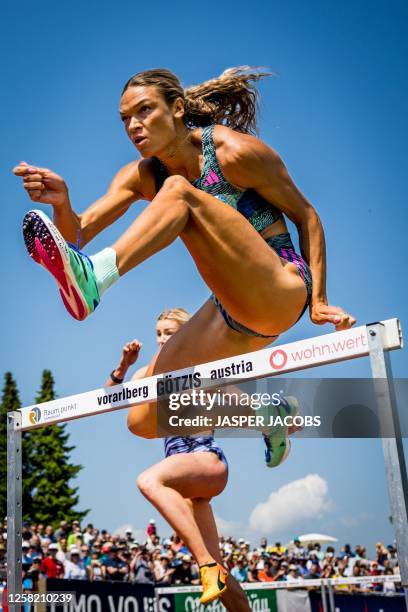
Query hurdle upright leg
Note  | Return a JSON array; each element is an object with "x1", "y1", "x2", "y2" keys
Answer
[
  {"x1": 7, "y1": 411, "x2": 23, "y2": 612},
  {"x1": 367, "y1": 322, "x2": 408, "y2": 607}
]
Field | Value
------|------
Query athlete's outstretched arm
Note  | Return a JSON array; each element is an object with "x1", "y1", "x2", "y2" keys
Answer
[{"x1": 13, "y1": 160, "x2": 145, "y2": 247}]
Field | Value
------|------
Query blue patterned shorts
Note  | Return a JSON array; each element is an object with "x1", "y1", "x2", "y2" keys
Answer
[
  {"x1": 211, "y1": 232, "x2": 313, "y2": 338},
  {"x1": 164, "y1": 436, "x2": 228, "y2": 468}
]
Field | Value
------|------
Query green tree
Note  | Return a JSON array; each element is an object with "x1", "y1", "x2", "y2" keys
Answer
[
  {"x1": 0, "y1": 372, "x2": 22, "y2": 519},
  {"x1": 24, "y1": 370, "x2": 89, "y2": 526}
]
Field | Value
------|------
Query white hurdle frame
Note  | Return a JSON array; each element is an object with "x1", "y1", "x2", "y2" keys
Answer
[{"x1": 6, "y1": 318, "x2": 407, "y2": 611}]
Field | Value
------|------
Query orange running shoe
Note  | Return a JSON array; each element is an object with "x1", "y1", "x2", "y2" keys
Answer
[{"x1": 199, "y1": 562, "x2": 228, "y2": 604}]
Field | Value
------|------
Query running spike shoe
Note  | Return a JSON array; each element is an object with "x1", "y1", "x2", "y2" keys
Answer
[
  {"x1": 22, "y1": 210, "x2": 100, "y2": 321},
  {"x1": 262, "y1": 396, "x2": 300, "y2": 468},
  {"x1": 199, "y1": 562, "x2": 228, "y2": 604}
]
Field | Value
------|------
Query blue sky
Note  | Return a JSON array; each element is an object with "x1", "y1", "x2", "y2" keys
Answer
[{"x1": 2, "y1": 0, "x2": 407, "y2": 555}]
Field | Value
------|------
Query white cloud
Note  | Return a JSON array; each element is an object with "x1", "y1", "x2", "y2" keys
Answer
[
  {"x1": 340, "y1": 512, "x2": 373, "y2": 528},
  {"x1": 249, "y1": 474, "x2": 333, "y2": 533},
  {"x1": 113, "y1": 523, "x2": 146, "y2": 542},
  {"x1": 214, "y1": 514, "x2": 241, "y2": 536}
]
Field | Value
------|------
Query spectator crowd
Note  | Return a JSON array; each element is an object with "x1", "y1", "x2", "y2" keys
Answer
[{"x1": 0, "y1": 518, "x2": 402, "y2": 596}]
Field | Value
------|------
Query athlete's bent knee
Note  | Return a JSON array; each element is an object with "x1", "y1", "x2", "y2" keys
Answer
[
  {"x1": 136, "y1": 470, "x2": 159, "y2": 499},
  {"x1": 162, "y1": 174, "x2": 191, "y2": 197},
  {"x1": 127, "y1": 412, "x2": 156, "y2": 439}
]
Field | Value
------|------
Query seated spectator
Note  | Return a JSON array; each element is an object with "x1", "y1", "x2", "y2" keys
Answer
[
  {"x1": 230, "y1": 557, "x2": 248, "y2": 583},
  {"x1": 269, "y1": 542, "x2": 286, "y2": 557},
  {"x1": 80, "y1": 545, "x2": 91, "y2": 568},
  {"x1": 269, "y1": 556, "x2": 282, "y2": 577},
  {"x1": 83, "y1": 524, "x2": 94, "y2": 547},
  {"x1": 54, "y1": 521, "x2": 68, "y2": 541},
  {"x1": 56, "y1": 537, "x2": 68, "y2": 564},
  {"x1": 28, "y1": 544, "x2": 42, "y2": 563},
  {"x1": 124, "y1": 529, "x2": 133, "y2": 545},
  {"x1": 258, "y1": 537, "x2": 268, "y2": 553},
  {"x1": 146, "y1": 534, "x2": 161, "y2": 552},
  {"x1": 355, "y1": 545, "x2": 367, "y2": 560},
  {"x1": 99, "y1": 543, "x2": 113, "y2": 565},
  {"x1": 247, "y1": 552, "x2": 261, "y2": 582},
  {"x1": 22, "y1": 542, "x2": 33, "y2": 573},
  {"x1": 321, "y1": 563, "x2": 335, "y2": 579},
  {"x1": 87, "y1": 551, "x2": 105, "y2": 581},
  {"x1": 131, "y1": 548, "x2": 154, "y2": 584},
  {"x1": 259, "y1": 560, "x2": 283, "y2": 582},
  {"x1": 100, "y1": 529, "x2": 110, "y2": 542},
  {"x1": 383, "y1": 568, "x2": 397, "y2": 595},
  {"x1": 40, "y1": 543, "x2": 64, "y2": 578},
  {"x1": 312, "y1": 543, "x2": 324, "y2": 562},
  {"x1": 171, "y1": 554, "x2": 199, "y2": 585},
  {"x1": 67, "y1": 521, "x2": 83, "y2": 550},
  {"x1": 304, "y1": 562, "x2": 321, "y2": 579},
  {"x1": 170, "y1": 534, "x2": 183, "y2": 554},
  {"x1": 296, "y1": 559, "x2": 309, "y2": 577},
  {"x1": 22, "y1": 521, "x2": 32, "y2": 542},
  {"x1": 286, "y1": 564, "x2": 302, "y2": 582},
  {"x1": 92, "y1": 541, "x2": 103, "y2": 556},
  {"x1": 24, "y1": 558, "x2": 41, "y2": 592},
  {"x1": 41, "y1": 525, "x2": 56, "y2": 546},
  {"x1": 247, "y1": 559, "x2": 259, "y2": 582},
  {"x1": 324, "y1": 546, "x2": 335, "y2": 563},
  {"x1": 387, "y1": 546, "x2": 398, "y2": 569},
  {"x1": 375, "y1": 542, "x2": 388, "y2": 566},
  {"x1": 370, "y1": 560, "x2": 382, "y2": 576},
  {"x1": 223, "y1": 536, "x2": 234, "y2": 554},
  {"x1": 64, "y1": 547, "x2": 87, "y2": 580},
  {"x1": 103, "y1": 546, "x2": 129, "y2": 582},
  {"x1": 29, "y1": 535, "x2": 42, "y2": 551},
  {"x1": 122, "y1": 549, "x2": 132, "y2": 570},
  {"x1": 165, "y1": 549, "x2": 176, "y2": 567},
  {"x1": 290, "y1": 538, "x2": 305, "y2": 559},
  {"x1": 154, "y1": 554, "x2": 174, "y2": 585},
  {"x1": 339, "y1": 543, "x2": 352, "y2": 559}
]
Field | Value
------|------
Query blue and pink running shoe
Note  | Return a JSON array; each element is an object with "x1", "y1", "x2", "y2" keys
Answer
[
  {"x1": 262, "y1": 396, "x2": 300, "y2": 468},
  {"x1": 23, "y1": 210, "x2": 100, "y2": 321}
]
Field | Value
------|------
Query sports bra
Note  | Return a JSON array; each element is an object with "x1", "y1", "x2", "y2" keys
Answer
[{"x1": 151, "y1": 125, "x2": 283, "y2": 233}]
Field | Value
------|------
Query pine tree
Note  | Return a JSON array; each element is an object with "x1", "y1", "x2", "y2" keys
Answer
[
  {"x1": 0, "y1": 372, "x2": 22, "y2": 519},
  {"x1": 24, "y1": 370, "x2": 89, "y2": 526}
]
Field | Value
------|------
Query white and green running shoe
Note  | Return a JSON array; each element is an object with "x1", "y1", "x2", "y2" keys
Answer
[
  {"x1": 23, "y1": 210, "x2": 100, "y2": 321},
  {"x1": 262, "y1": 396, "x2": 300, "y2": 468}
]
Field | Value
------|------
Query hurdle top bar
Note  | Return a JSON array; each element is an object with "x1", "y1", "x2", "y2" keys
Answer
[{"x1": 18, "y1": 318, "x2": 402, "y2": 431}]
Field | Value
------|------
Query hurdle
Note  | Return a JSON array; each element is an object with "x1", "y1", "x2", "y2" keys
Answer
[{"x1": 6, "y1": 318, "x2": 408, "y2": 610}]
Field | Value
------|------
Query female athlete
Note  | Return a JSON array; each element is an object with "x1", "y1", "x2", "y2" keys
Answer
[{"x1": 14, "y1": 68, "x2": 355, "y2": 453}]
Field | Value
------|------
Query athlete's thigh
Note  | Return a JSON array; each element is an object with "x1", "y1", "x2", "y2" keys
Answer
[
  {"x1": 144, "y1": 452, "x2": 227, "y2": 499},
  {"x1": 180, "y1": 184, "x2": 306, "y2": 331}
]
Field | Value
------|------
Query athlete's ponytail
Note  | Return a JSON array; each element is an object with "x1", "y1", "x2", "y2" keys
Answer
[
  {"x1": 184, "y1": 67, "x2": 272, "y2": 134},
  {"x1": 122, "y1": 67, "x2": 272, "y2": 134}
]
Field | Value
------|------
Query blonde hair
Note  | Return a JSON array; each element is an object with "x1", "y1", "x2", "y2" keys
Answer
[
  {"x1": 157, "y1": 307, "x2": 191, "y2": 326},
  {"x1": 122, "y1": 67, "x2": 273, "y2": 135}
]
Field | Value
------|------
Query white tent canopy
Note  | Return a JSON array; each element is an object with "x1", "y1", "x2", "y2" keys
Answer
[{"x1": 298, "y1": 533, "x2": 338, "y2": 545}]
